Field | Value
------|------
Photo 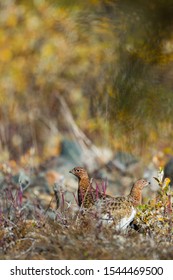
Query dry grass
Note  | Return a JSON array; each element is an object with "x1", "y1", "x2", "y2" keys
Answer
[{"x1": 0, "y1": 167, "x2": 173, "y2": 260}]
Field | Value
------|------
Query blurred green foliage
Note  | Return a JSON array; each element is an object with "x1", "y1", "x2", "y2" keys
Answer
[{"x1": 1, "y1": 0, "x2": 173, "y2": 161}]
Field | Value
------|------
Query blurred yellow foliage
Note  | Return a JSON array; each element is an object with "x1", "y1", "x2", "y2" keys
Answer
[
  {"x1": 0, "y1": 0, "x2": 173, "y2": 162},
  {"x1": 0, "y1": 1, "x2": 114, "y2": 161}
]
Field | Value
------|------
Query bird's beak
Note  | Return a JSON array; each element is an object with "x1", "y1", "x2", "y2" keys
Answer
[{"x1": 69, "y1": 169, "x2": 73, "y2": 174}]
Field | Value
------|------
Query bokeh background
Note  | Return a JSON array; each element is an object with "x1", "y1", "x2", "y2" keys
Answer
[{"x1": 1, "y1": 0, "x2": 173, "y2": 168}]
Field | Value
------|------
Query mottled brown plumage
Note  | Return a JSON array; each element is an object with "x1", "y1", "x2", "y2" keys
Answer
[
  {"x1": 69, "y1": 167, "x2": 150, "y2": 230},
  {"x1": 69, "y1": 166, "x2": 109, "y2": 208},
  {"x1": 94, "y1": 178, "x2": 149, "y2": 230}
]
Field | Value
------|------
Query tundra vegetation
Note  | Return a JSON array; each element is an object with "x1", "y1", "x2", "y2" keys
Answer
[{"x1": 0, "y1": 0, "x2": 173, "y2": 259}]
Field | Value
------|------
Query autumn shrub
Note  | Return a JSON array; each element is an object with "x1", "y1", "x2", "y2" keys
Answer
[{"x1": 135, "y1": 170, "x2": 173, "y2": 240}]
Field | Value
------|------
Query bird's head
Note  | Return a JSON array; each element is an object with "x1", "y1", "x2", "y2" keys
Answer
[
  {"x1": 134, "y1": 178, "x2": 150, "y2": 190},
  {"x1": 69, "y1": 167, "x2": 89, "y2": 179}
]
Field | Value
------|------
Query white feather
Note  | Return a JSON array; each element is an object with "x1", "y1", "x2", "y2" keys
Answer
[
  {"x1": 100, "y1": 213, "x2": 114, "y2": 225},
  {"x1": 116, "y1": 208, "x2": 136, "y2": 230},
  {"x1": 99, "y1": 207, "x2": 136, "y2": 231}
]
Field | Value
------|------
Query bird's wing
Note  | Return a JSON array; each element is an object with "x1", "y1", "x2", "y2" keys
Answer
[{"x1": 92, "y1": 196, "x2": 135, "y2": 229}]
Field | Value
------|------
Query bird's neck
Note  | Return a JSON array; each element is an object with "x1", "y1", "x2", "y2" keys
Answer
[
  {"x1": 129, "y1": 186, "x2": 142, "y2": 207},
  {"x1": 78, "y1": 176, "x2": 90, "y2": 207},
  {"x1": 79, "y1": 176, "x2": 90, "y2": 191}
]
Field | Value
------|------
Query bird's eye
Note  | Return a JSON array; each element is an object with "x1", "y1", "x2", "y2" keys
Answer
[{"x1": 75, "y1": 169, "x2": 80, "y2": 172}]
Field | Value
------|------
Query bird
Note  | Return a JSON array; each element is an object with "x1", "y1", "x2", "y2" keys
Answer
[
  {"x1": 94, "y1": 178, "x2": 150, "y2": 230},
  {"x1": 69, "y1": 166, "x2": 150, "y2": 230},
  {"x1": 69, "y1": 166, "x2": 110, "y2": 208}
]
